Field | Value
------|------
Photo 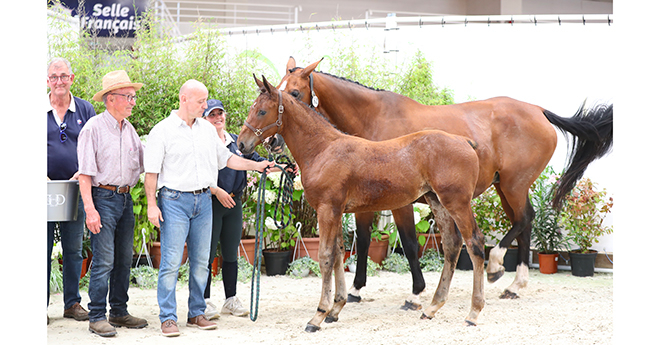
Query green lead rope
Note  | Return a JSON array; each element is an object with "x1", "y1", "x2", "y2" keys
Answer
[{"x1": 249, "y1": 155, "x2": 296, "y2": 322}]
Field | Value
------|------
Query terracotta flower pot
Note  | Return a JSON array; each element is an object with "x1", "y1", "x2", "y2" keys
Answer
[
  {"x1": 294, "y1": 237, "x2": 320, "y2": 262},
  {"x1": 538, "y1": 252, "x2": 558, "y2": 274},
  {"x1": 239, "y1": 238, "x2": 256, "y2": 265},
  {"x1": 417, "y1": 233, "x2": 442, "y2": 257},
  {"x1": 368, "y1": 234, "x2": 389, "y2": 265},
  {"x1": 149, "y1": 242, "x2": 188, "y2": 269}
]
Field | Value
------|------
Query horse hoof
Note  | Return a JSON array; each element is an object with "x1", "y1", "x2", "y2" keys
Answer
[
  {"x1": 499, "y1": 289, "x2": 519, "y2": 299},
  {"x1": 487, "y1": 270, "x2": 504, "y2": 283},
  {"x1": 465, "y1": 320, "x2": 477, "y2": 327},
  {"x1": 420, "y1": 313, "x2": 433, "y2": 320},
  {"x1": 324, "y1": 315, "x2": 339, "y2": 323},
  {"x1": 400, "y1": 300, "x2": 422, "y2": 311},
  {"x1": 304, "y1": 324, "x2": 321, "y2": 333},
  {"x1": 347, "y1": 294, "x2": 362, "y2": 303}
]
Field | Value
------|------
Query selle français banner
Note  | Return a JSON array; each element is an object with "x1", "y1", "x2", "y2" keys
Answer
[{"x1": 50, "y1": 0, "x2": 148, "y2": 37}]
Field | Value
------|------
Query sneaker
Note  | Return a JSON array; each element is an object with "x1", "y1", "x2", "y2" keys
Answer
[
  {"x1": 221, "y1": 296, "x2": 249, "y2": 317},
  {"x1": 89, "y1": 320, "x2": 117, "y2": 337},
  {"x1": 63, "y1": 302, "x2": 89, "y2": 321},
  {"x1": 186, "y1": 315, "x2": 217, "y2": 330},
  {"x1": 205, "y1": 299, "x2": 220, "y2": 320},
  {"x1": 161, "y1": 319, "x2": 180, "y2": 337},
  {"x1": 109, "y1": 314, "x2": 148, "y2": 329}
]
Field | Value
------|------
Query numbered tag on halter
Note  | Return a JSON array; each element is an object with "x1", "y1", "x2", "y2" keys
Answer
[{"x1": 311, "y1": 91, "x2": 319, "y2": 108}]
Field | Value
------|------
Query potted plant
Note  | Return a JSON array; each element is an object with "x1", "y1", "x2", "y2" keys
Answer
[
  {"x1": 419, "y1": 249, "x2": 444, "y2": 272},
  {"x1": 561, "y1": 177, "x2": 613, "y2": 277},
  {"x1": 287, "y1": 256, "x2": 321, "y2": 278},
  {"x1": 343, "y1": 254, "x2": 380, "y2": 276},
  {"x1": 368, "y1": 219, "x2": 393, "y2": 266},
  {"x1": 342, "y1": 213, "x2": 355, "y2": 268},
  {"x1": 382, "y1": 252, "x2": 410, "y2": 274},
  {"x1": 131, "y1": 178, "x2": 158, "y2": 265},
  {"x1": 469, "y1": 186, "x2": 513, "y2": 271},
  {"x1": 413, "y1": 203, "x2": 441, "y2": 257},
  {"x1": 530, "y1": 167, "x2": 569, "y2": 274}
]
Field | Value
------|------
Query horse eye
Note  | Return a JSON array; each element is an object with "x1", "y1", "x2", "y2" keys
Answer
[
  {"x1": 291, "y1": 90, "x2": 300, "y2": 98},
  {"x1": 258, "y1": 110, "x2": 267, "y2": 116}
]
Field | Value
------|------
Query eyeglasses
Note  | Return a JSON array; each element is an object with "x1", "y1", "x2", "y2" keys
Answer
[
  {"x1": 48, "y1": 75, "x2": 71, "y2": 83},
  {"x1": 110, "y1": 93, "x2": 137, "y2": 103},
  {"x1": 59, "y1": 122, "x2": 67, "y2": 143}
]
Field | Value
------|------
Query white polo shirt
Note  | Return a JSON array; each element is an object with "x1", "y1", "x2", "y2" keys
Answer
[{"x1": 144, "y1": 110, "x2": 233, "y2": 191}]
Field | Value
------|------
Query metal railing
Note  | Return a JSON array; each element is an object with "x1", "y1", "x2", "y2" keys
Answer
[{"x1": 157, "y1": 0, "x2": 300, "y2": 33}]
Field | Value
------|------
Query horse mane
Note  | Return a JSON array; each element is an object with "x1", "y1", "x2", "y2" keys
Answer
[{"x1": 288, "y1": 67, "x2": 385, "y2": 92}]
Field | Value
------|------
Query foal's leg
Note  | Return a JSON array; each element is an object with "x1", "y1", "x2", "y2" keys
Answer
[
  {"x1": 390, "y1": 204, "x2": 426, "y2": 310},
  {"x1": 420, "y1": 194, "x2": 461, "y2": 319},
  {"x1": 306, "y1": 209, "x2": 343, "y2": 332},
  {"x1": 347, "y1": 212, "x2": 374, "y2": 302},
  {"x1": 325, "y1": 235, "x2": 348, "y2": 323}
]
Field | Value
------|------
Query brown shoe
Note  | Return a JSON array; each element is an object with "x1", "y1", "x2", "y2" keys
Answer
[
  {"x1": 186, "y1": 315, "x2": 217, "y2": 330},
  {"x1": 109, "y1": 314, "x2": 148, "y2": 329},
  {"x1": 89, "y1": 320, "x2": 117, "y2": 337},
  {"x1": 63, "y1": 302, "x2": 89, "y2": 321},
  {"x1": 161, "y1": 319, "x2": 180, "y2": 337}
]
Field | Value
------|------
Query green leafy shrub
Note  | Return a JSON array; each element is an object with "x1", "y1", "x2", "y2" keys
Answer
[{"x1": 382, "y1": 253, "x2": 410, "y2": 274}]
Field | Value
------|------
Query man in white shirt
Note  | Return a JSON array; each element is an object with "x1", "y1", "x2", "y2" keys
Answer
[{"x1": 144, "y1": 79, "x2": 274, "y2": 337}]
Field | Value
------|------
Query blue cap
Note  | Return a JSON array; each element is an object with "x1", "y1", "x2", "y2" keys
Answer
[{"x1": 204, "y1": 99, "x2": 225, "y2": 117}]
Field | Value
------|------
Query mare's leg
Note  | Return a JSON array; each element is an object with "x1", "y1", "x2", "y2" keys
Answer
[
  {"x1": 420, "y1": 194, "x2": 461, "y2": 319},
  {"x1": 486, "y1": 185, "x2": 535, "y2": 299},
  {"x1": 325, "y1": 235, "x2": 349, "y2": 323},
  {"x1": 347, "y1": 212, "x2": 374, "y2": 302},
  {"x1": 306, "y1": 207, "x2": 343, "y2": 332},
  {"x1": 390, "y1": 204, "x2": 426, "y2": 310}
]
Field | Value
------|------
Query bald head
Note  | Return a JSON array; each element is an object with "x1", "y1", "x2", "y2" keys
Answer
[{"x1": 177, "y1": 79, "x2": 209, "y2": 124}]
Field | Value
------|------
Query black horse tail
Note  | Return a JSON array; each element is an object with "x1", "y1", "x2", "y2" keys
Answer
[{"x1": 543, "y1": 102, "x2": 613, "y2": 210}]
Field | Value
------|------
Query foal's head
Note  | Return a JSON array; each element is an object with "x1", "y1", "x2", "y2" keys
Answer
[{"x1": 237, "y1": 75, "x2": 284, "y2": 155}]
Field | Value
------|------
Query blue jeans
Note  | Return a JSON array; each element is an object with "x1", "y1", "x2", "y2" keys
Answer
[
  {"x1": 87, "y1": 187, "x2": 135, "y2": 322},
  {"x1": 157, "y1": 187, "x2": 212, "y2": 323},
  {"x1": 47, "y1": 194, "x2": 85, "y2": 309}
]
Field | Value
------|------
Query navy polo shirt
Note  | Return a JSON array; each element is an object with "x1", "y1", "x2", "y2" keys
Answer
[
  {"x1": 218, "y1": 132, "x2": 266, "y2": 197},
  {"x1": 47, "y1": 94, "x2": 97, "y2": 180}
]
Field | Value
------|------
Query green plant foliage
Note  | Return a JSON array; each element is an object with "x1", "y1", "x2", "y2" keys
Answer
[
  {"x1": 419, "y1": 249, "x2": 444, "y2": 272},
  {"x1": 561, "y1": 178, "x2": 613, "y2": 253},
  {"x1": 395, "y1": 50, "x2": 454, "y2": 106},
  {"x1": 530, "y1": 166, "x2": 568, "y2": 253},
  {"x1": 344, "y1": 254, "x2": 380, "y2": 276},
  {"x1": 131, "y1": 176, "x2": 158, "y2": 253},
  {"x1": 286, "y1": 256, "x2": 321, "y2": 278},
  {"x1": 50, "y1": 259, "x2": 63, "y2": 294},
  {"x1": 382, "y1": 253, "x2": 410, "y2": 274},
  {"x1": 236, "y1": 256, "x2": 254, "y2": 284},
  {"x1": 472, "y1": 186, "x2": 512, "y2": 243},
  {"x1": 130, "y1": 265, "x2": 159, "y2": 289},
  {"x1": 177, "y1": 262, "x2": 190, "y2": 286}
]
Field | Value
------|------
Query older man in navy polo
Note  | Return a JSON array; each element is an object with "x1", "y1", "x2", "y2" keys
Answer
[{"x1": 47, "y1": 57, "x2": 96, "y2": 323}]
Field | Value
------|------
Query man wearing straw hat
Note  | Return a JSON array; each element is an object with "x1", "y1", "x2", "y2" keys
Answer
[{"x1": 77, "y1": 70, "x2": 148, "y2": 337}]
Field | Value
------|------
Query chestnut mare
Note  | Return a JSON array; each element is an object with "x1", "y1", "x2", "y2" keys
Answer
[
  {"x1": 278, "y1": 57, "x2": 613, "y2": 304},
  {"x1": 238, "y1": 75, "x2": 485, "y2": 331}
]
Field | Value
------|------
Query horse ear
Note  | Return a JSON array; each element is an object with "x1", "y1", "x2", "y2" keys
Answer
[
  {"x1": 261, "y1": 75, "x2": 273, "y2": 95},
  {"x1": 286, "y1": 56, "x2": 296, "y2": 75},
  {"x1": 254, "y1": 73, "x2": 266, "y2": 93},
  {"x1": 301, "y1": 58, "x2": 324, "y2": 77}
]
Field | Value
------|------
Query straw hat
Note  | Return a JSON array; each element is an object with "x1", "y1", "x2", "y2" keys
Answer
[{"x1": 92, "y1": 70, "x2": 143, "y2": 102}]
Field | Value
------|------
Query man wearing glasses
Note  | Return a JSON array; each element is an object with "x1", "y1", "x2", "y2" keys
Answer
[
  {"x1": 77, "y1": 70, "x2": 148, "y2": 337},
  {"x1": 46, "y1": 57, "x2": 96, "y2": 324}
]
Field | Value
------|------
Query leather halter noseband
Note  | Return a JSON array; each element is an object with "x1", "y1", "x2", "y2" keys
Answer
[{"x1": 244, "y1": 90, "x2": 284, "y2": 145}]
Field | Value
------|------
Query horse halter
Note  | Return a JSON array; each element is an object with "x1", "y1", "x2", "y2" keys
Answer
[
  {"x1": 244, "y1": 90, "x2": 284, "y2": 148},
  {"x1": 309, "y1": 73, "x2": 319, "y2": 108}
]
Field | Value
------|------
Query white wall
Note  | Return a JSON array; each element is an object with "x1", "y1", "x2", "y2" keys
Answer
[{"x1": 221, "y1": 16, "x2": 615, "y2": 253}]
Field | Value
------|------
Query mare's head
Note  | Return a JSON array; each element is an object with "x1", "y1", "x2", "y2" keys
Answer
[
  {"x1": 237, "y1": 74, "x2": 284, "y2": 155},
  {"x1": 278, "y1": 57, "x2": 323, "y2": 107}
]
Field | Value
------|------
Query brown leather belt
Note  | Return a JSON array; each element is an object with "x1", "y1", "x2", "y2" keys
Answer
[{"x1": 98, "y1": 184, "x2": 130, "y2": 194}]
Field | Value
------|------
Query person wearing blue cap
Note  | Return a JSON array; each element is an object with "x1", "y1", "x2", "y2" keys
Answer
[{"x1": 202, "y1": 99, "x2": 286, "y2": 319}]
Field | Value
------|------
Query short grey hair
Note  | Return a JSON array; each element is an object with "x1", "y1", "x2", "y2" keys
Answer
[{"x1": 47, "y1": 57, "x2": 72, "y2": 76}]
